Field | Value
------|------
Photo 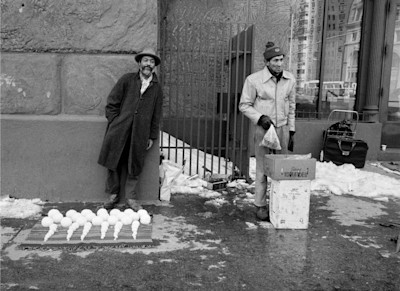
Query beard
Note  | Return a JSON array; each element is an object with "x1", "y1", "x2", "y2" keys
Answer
[{"x1": 140, "y1": 66, "x2": 154, "y2": 77}]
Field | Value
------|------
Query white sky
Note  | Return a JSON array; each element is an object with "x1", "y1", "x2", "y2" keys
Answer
[{"x1": 1, "y1": 133, "x2": 399, "y2": 219}]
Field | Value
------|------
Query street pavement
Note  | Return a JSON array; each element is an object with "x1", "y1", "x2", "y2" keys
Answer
[{"x1": 1, "y1": 162, "x2": 400, "y2": 290}]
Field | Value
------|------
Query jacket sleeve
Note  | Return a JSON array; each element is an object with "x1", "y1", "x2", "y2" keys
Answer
[
  {"x1": 105, "y1": 75, "x2": 126, "y2": 123},
  {"x1": 239, "y1": 77, "x2": 263, "y2": 125},
  {"x1": 288, "y1": 81, "x2": 296, "y2": 131},
  {"x1": 149, "y1": 86, "x2": 163, "y2": 140}
]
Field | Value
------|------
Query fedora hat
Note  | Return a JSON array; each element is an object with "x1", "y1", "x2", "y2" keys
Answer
[{"x1": 135, "y1": 48, "x2": 161, "y2": 66}]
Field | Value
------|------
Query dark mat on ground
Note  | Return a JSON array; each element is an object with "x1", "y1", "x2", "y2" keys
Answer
[{"x1": 20, "y1": 222, "x2": 153, "y2": 248}]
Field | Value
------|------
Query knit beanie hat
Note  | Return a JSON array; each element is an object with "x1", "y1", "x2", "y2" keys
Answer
[{"x1": 263, "y1": 42, "x2": 285, "y2": 61}]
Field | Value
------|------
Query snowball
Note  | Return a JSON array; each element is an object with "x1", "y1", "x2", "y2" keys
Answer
[
  {"x1": 124, "y1": 209, "x2": 135, "y2": 216},
  {"x1": 121, "y1": 215, "x2": 133, "y2": 225},
  {"x1": 81, "y1": 209, "x2": 94, "y2": 217},
  {"x1": 110, "y1": 209, "x2": 121, "y2": 217},
  {"x1": 140, "y1": 214, "x2": 151, "y2": 225},
  {"x1": 137, "y1": 209, "x2": 148, "y2": 218},
  {"x1": 47, "y1": 209, "x2": 61, "y2": 218},
  {"x1": 60, "y1": 217, "x2": 72, "y2": 228},
  {"x1": 52, "y1": 212, "x2": 64, "y2": 224},
  {"x1": 41, "y1": 216, "x2": 54, "y2": 227},
  {"x1": 97, "y1": 208, "x2": 109, "y2": 218},
  {"x1": 107, "y1": 215, "x2": 118, "y2": 226},
  {"x1": 66, "y1": 209, "x2": 78, "y2": 219},
  {"x1": 131, "y1": 212, "x2": 140, "y2": 221},
  {"x1": 71, "y1": 213, "x2": 83, "y2": 222},
  {"x1": 91, "y1": 216, "x2": 103, "y2": 226},
  {"x1": 85, "y1": 212, "x2": 96, "y2": 222},
  {"x1": 117, "y1": 211, "x2": 127, "y2": 221},
  {"x1": 76, "y1": 216, "x2": 87, "y2": 226}
]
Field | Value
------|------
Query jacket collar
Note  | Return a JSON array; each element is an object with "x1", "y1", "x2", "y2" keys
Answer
[{"x1": 262, "y1": 66, "x2": 290, "y2": 83}]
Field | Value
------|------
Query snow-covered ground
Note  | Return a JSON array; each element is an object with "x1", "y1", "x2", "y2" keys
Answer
[{"x1": 1, "y1": 133, "x2": 399, "y2": 219}]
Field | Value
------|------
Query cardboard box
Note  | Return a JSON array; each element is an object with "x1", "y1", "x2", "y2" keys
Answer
[
  {"x1": 269, "y1": 180, "x2": 311, "y2": 229},
  {"x1": 264, "y1": 155, "x2": 316, "y2": 180}
]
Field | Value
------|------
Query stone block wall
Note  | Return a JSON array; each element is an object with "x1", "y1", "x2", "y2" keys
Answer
[{"x1": 1, "y1": 0, "x2": 160, "y2": 202}]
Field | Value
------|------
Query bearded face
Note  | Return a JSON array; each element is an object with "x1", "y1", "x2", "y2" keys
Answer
[{"x1": 139, "y1": 56, "x2": 156, "y2": 78}]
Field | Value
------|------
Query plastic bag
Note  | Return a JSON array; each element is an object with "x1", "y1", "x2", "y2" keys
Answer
[{"x1": 260, "y1": 126, "x2": 282, "y2": 150}]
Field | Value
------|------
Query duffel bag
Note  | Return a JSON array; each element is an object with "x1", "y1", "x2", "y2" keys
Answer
[{"x1": 323, "y1": 136, "x2": 368, "y2": 168}]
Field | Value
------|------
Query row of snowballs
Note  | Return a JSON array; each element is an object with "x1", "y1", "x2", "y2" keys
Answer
[{"x1": 41, "y1": 207, "x2": 151, "y2": 229}]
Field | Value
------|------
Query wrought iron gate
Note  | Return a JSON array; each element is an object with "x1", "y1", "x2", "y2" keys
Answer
[{"x1": 159, "y1": 20, "x2": 254, "y2": 179}]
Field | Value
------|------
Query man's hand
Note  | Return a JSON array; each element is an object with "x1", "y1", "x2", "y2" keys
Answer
[
  {"x1": 288, "y1": 131, "x2": 295, "y2": 152},
  {"x1": 146, "y1": 139, "x2": 154, "y2": 150},
  {"x1": 257, "y1": 115, "x2": 274, "y2": 130}
]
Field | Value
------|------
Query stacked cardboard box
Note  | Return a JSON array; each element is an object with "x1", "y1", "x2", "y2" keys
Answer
[{"x1": 264, "y1": 155, "x2": 316, "y2": 229}]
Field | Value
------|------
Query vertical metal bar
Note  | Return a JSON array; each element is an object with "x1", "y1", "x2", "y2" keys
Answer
[
  {"x1": 159, "y1": 19, "x2": 166, "y2": 150},
  {"x1": 225, "y1": 23, "x2": 233, "y2": 175},
  {"x1": 210, "y1": 22, "x2": 218, "y2": 174},
  {"x1": 167, "y1": 22, "x2": 173, "y2": 160},
  {"x1": 174, "y1": 26, "x2": 181, "y2": 164},
  {"x1": 239, "y1": 24, "x2": 248, "y2": 177},
  {"x1": 196, "y1": 23, "x2": 203, "y2": 174},
  {"x1": 232, "y1": 23, "x2": 241, "y2": 178},
  {"x1": 218, "y1": 22, "x2": 225, "y2": 173},
  {"x1": 203, "y1": 22, "x2": 210, "y2": 175},
  {"x1": 182, "y1": 23, "x2": 187, "y2": 171},
  {"x1": 189, "y1": 23, "x2": 195, "y2": 176}
]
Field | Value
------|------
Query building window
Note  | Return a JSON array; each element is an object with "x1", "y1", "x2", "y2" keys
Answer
[{"x1": 291, "y1": 0, "x2": 364, "y2": 117}]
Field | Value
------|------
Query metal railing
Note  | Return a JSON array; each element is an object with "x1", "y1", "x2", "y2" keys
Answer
[{"x1": 159, "y1": 21, "x2": 253, "y2": 179}]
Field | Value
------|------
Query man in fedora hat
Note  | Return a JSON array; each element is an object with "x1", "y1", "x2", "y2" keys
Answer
[
  {"x1": 98, "y1": 48, "x2": 163, "y2": 210},
  {"x1": 239, "y1": 42, "x2": 296, "y2": 221}
]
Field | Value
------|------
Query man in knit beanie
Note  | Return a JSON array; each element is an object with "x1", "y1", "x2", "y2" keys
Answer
[{"x1": 239, "y1": 42, "x2": 296, "y2": 221}]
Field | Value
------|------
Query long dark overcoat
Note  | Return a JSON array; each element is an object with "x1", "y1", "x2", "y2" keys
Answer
[{"x1": 97, "y1": 72, "x2": 163, "y2": 176}]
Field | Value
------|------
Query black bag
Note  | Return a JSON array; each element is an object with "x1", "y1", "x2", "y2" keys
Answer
[
  {"x1": 323, "y1": 120, "x2": 353, "y2": 139},
  {"x1": 323, "y1": 136, "x2": 368, "y2": 168},
  {"x1": 322, "y1": 110, "x2": 368, "y2": 168}
]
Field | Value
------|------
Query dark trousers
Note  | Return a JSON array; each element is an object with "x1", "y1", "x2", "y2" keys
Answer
[{"x1": 105, "y1": 134, "x2": 139, "y2": 200}]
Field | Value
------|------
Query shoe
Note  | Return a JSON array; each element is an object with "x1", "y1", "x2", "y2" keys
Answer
[
  {"x1": 256, "y1": 206, "x2": 269, "y2": 221},
  {"x1": 126, "y1": 199, "x2": 143, "y2": 211},
  {"x1": 103, "y1": 194, "x2": 119, "y2": 210}
]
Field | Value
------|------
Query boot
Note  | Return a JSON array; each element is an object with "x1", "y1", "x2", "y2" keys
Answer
[
  {"x1": 103, "y1": 194, "x2": 119, "y2": 210},
  {"x1": 126, "y1": 198, "x2": 143, "y2": 211},
  {"x1": 256, "y1": 206, "x2": 269, "y2": 221}
]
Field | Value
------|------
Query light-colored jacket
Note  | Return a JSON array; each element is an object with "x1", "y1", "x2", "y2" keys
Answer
[{"x1": 239, "y1": 66, "x2": 296, "y2": 131}]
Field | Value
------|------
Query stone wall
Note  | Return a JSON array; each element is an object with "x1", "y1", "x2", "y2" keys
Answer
[
  {"x1": 1, "y1": 0, "x2": 158, "y2": 115},
  {"x1": 1, "y1": 0, "x2": 160, "y2": 202}
]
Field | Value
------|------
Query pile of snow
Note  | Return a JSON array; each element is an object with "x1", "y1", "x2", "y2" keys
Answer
[
  {"x1": 311, "y1": 161, "x2": 400, "y2": 199},
  {"x1": 0, "y1": 196, "x2": 44, "y2": 219},
  {"x1": 2, "y1": 157, "x2": 400, "y2": 219}
]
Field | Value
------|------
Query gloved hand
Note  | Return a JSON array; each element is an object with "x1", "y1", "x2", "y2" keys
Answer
[
  {"x1": 257, "y1": 115, "x2": 274, "y2": 130},
  {"x1": 288, "y1": 131, "x2": 295, "y2": 152}
]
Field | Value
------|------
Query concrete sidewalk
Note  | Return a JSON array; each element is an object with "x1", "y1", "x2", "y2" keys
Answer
[{"x1": 1, "y1": 163, "x2": 400, "y2": 290}]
